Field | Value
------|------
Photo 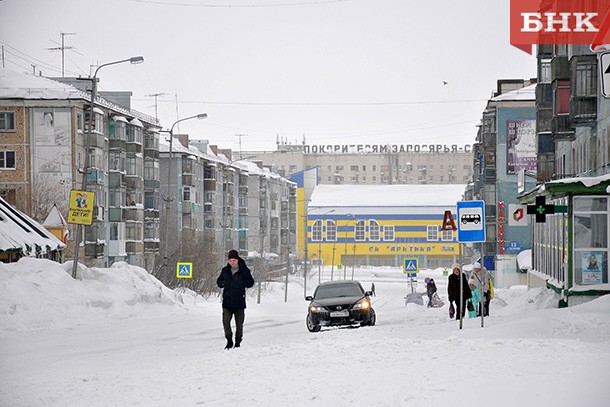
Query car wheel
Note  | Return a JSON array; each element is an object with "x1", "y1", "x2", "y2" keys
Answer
[
  {"x1": 306, "y1": 314, "x2": 321, "y2": 332},
  {"x1": 368, "y1": 309, "x2": 376, "y2": 326}
]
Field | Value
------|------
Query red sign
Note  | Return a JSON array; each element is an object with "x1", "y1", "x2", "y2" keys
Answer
[
  {"x1": 497, "y1": 201, "x2": 505, "y2": 254},
  {"x1": 510, "y1": 0, "x2": 610, "y2": 54},
  {"x1": 441, "y1": 210, "x2": 457, "y2": 231}
]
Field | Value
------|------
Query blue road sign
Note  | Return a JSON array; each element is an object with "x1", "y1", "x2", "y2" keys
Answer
[
  {"x1": 403, "y1": 258, "x2": 419, "y2": 274},
  {"x1": 457, "y1": 200, "x2": 486, "y2": 243},
  {"x1": 176, "y1": 262, "x2": 193, "y2": 279}
]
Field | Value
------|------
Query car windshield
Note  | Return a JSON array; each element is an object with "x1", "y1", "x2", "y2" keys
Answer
[{"x1": 314, "y1": 284, "x2": 363, "y2": 300}]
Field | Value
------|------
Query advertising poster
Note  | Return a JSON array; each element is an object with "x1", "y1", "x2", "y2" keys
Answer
[
  {"x1": 581, "y1": 252, "x2": 603, "y2": 285},
  {"x1": 507, "y1": 119, "x2": 536, "y2": 175}
]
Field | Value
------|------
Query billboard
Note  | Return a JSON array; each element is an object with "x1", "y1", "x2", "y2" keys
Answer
[{"x1": 507, "y1": 119, "x2": 536, "y2": 175}]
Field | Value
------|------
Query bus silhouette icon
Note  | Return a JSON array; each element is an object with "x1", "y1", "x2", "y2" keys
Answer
[{"x1": 461, "y1": 214, "x2": 481, "y2": 224}]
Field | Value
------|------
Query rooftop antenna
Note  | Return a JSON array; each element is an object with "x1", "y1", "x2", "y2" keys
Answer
[
  {"x1": 235, "y1": 134, "x2": 247, "y2": 159},
  {"x1": 145, "y1": 92, "x2": 166, "y2": 120},
  {"x1": 46, "y1": 32, "x2": 76, "y2": 77}
]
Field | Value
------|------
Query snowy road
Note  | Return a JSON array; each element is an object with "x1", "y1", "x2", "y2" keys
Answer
[{"x1": 1, "y1": 263, "x2": 610, "y2": 406}]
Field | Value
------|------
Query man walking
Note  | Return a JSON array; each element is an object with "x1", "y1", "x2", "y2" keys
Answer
[{"x1": 217, "y1": 249, "x2": 255, "y2": 349}]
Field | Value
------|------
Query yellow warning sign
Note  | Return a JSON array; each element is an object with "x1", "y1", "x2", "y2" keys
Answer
[{"x1": 67, "y1": 190, "x2": 95, "y2": 225}]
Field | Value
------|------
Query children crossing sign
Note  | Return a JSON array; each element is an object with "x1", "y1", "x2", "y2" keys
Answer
[
  {"x1": 403, "y1": 258, "x2": 419, "y2": 275},
  {"x1": 176, "y1": 262, "x2": 193, "y2": 279}
]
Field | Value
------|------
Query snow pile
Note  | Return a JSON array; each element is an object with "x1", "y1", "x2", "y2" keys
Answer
[{"x1": 0, "y1": 258, "x2": 196, "y2": 332}]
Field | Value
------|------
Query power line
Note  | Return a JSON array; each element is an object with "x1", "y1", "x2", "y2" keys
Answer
[
  {"x1": 126, "y1": 0, "x2": 352, "y2": 8},
  {"x1": 132, "y1": 97, "x2": 487, "y2": 107}
]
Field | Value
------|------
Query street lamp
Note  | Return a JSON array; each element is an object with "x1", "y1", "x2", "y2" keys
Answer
[
  {"x1": 162, "y1": 113, "x2": 208, "y2": 269},
  {"x1": 304, "y1": 207, "x2": 335, "y2": 295},
  {"x1": 344, "y1": 213, "x2": 354, "y2": 279},
  {"x1": 71, "y1": 56, "x2": 144, "y2": 279}
]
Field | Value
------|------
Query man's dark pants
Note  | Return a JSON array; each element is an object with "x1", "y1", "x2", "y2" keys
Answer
[{"x1": 222, "y1": 308, "x2": 245, "y2": 343}]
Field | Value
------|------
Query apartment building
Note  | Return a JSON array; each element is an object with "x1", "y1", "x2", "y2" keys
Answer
[{"x1": 0, "y1": 67, "x2": 161, "y2": 271}]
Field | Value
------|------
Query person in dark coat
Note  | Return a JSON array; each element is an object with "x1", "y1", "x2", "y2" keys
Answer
[
  {"x1": 425, "y1": 277, "x2": 437, "y2": 308},
  {"x1": 447, "y1": 263, "x2": 472, "y2": 320},
  {"x1": 216, "y1": 249, "x2": 255, "y2": 349}
]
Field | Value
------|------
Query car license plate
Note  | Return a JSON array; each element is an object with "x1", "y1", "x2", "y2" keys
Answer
[{"x1": 330, "y1": 310, "x2": 349, "y2": 317}]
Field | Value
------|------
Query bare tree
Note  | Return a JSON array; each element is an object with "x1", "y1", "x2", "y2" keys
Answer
[{"x1": 31, "y1": 174, "x2": 68, "y2": 222}]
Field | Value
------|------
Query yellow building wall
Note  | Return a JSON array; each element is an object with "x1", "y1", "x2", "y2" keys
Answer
[{"x1": 306, "y1": 218, "x2": 458, "y2": 266}]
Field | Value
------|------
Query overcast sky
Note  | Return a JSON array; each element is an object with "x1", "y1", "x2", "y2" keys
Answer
[{"x1": 0, "y1": 0, "x2": 536, "y2": 152}]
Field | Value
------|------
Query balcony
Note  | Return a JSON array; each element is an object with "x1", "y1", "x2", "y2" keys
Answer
[
  {"x1": 144, "y1": 241, "x2": 159, "y2": 252},
  {"x1": 551, "y1": 114, "x2": 575, "y2": 141},
  {"x1": 551, "y1": 56, "x2": 570, "y2": 81},
  {"x1": 125, "y1": 241, "x2": 144, "y2": 254},
  {"x1": 84, "y1": 242, "x2": 105, "y2": 258},
  {"x1": 569, "y1": 96, "x2": 596, "y2": 124},
  {"x1": 182, "y1": 174, "x2": 194, "y2": 187},
  {"x1": 536, "y1": 107, "x2": 553, "y2": 133},
  {"x1": 183, "y1": 202, "x2": 193, "y2": 214},
  {"x1": 204, "y1": 179, "x2": 216, "y2": 190}
]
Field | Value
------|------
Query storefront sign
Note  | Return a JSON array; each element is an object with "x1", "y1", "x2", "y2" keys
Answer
[
  {"x1": 303, "y1": 144, "x2": 471, "y2": 154},
  {"x1": 498, "y1": 201, "x2": 506, "y2": 254}
]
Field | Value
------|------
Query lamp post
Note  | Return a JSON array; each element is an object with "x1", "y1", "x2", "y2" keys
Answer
[
  {"x1": 71, "y1": 56, "x2": 144, "y2": 279},
  {"x1": 343, "y1": 213, "x2": 354, "y2": 279},
  {"x1": 303, "y1": 209, "x2": 309, "y2": 298},
  {"x1": 162, "y1": 113, "x2": 208, "y2": 270}
]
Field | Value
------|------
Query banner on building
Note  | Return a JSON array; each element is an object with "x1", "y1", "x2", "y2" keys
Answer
[{"x1": 507, "y1": 120, "x2": 536, "y2": 175}]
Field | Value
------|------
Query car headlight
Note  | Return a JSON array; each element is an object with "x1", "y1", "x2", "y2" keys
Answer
[
  {"x1": 352, "y1": 299, "x2": 370, "y2": 310},
  {"x1": 309, "y1": 304, "x2": 326, "y2": 313}
]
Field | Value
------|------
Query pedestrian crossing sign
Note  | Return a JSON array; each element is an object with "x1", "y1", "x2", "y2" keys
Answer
[
  {"x1": 176, "y1": 262, "x2": 193, "y2": 279},
  {"x1": 403, "y1": 258, "x2": 419, "y2": 274}
]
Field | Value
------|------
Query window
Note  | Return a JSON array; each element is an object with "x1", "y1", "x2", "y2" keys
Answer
[
  {"x1": 0, "y1": 112, "x2": 15, "y2": 131},
  {"x1": 369, "y1": 220, "x2": 380, "y2": 241},
  {"x1": 0, "y1": 151, "x2": 16, "y2": 169},
  {"x1": 312, "y1": 220, "x2": 322, "y2": 241},
  {"x1": 573, "y1": 196, "x2": 608, "y2": 285},
  {"x1": 539, "y1": 59, "x2": 551, "y2": 83},
  {"x1": 350, "y1": 165, "x2": 358, "y2": 171},
  {"x1": 355, "y1": 220, "x2": 366, "y2": 241},
  {"x1": 574, "y1": 62, "x2": 596, "y2": 97},
  {"x1": 441, "y1": 229, "x2": 453, "y2": 241},
  {"x1": 144, "y1": 159, "x2": 159, "y2": 181},
  {"x1": 183, "y1": 186, "x2": 192, "y2": 202},
  {"x1": 383, "y1": 225, "x2": 395, "y2": 241},
  {"x1": 427, "y1": 225, "x2": 439, "y2": 241},
  {"x1": 326, "y1": 220, "x2": 337, "y2": 241},
  {"x1": 554, "y1": 79, "x2": 570, "y2": 114}
]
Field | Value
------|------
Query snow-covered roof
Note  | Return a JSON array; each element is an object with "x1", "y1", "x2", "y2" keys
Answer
[
  {"x1": 546, "y1": 173, "x2": 610, "y2": 188},
  {"x1": 159, "y1": 137, "x2": 292, "y2": 183},
  {"x1": 309, "y1": 184, "x2": 466, "y2": 207},
  {"x1": 42, "y1": 204, "x2": 68, "y2": 229},
  {"x1": 0, "y1": 197, "x2": 65, "y2": 255},
  {"x1": 0, "y1": 67, "x2": 159, "y2": 126},
  {"x1": 0, "y1": 67, "x2": 88, "y2": 100},
  {"x1": 491, "y1": 84, "x2": 536, "y2": 102}
]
